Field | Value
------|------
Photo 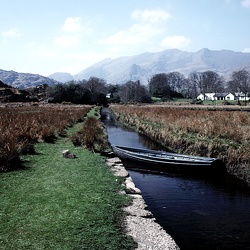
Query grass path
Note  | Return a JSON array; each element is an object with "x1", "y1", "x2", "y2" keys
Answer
[{"x1": 1, "y1": 127, "x2": 135, "y2": 249}]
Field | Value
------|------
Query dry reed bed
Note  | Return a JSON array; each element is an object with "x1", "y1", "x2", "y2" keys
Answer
[
  {"x1": 111, "y1": 105, "x2": 250, "y2": 183},
  {"x1": 71, "y1": 116, "x2": 110, "y2": 152},
  {"x1": 0, "y1": 104, "x2": 91, "y2": 171}
]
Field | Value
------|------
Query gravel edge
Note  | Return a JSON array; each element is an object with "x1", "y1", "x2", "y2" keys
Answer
[{"x1": 106, "y1": 157, "x2": 180, "y2": 250}]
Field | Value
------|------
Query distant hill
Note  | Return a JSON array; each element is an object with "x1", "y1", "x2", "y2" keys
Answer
[
  {"x1": 0, "y1": 69, "x2": 59, "y2": 89},
  {"x1": 74, "y1": 48, "x2": 250, "y2": 84},
  {"x1": 0, "y1": 80, "x2": 29, "y2": 102},
  {"x1": 2, "y1": 48, "x2": 250, "y2": 89},
  {"x1": 48, "y1": 72, "x2": 74, "y2": 83},
  {"x1": 0, "y1": 80, "x2": 49, "y2": 102}
]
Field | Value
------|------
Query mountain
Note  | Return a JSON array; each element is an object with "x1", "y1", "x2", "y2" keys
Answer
[
  {"x1": 74, "y1": 48, "x2": 250, "y2": 84},
  {"x1": 0, "y1": 69, "x2": 59, "y2": 89},
  {"x1": 2, "y1": 48, "x2": 250, "y2": 89},
  {"x1": 48, "y1": 72, "x2": 74, "y2": 83}
]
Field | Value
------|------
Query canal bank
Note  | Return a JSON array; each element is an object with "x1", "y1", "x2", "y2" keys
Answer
[
  {"x1": 106, "y1": 156, "x2": 179, "y2": 250},
  {"x1": 102, "y1": 107, "x2": 250, "y2": 250}
]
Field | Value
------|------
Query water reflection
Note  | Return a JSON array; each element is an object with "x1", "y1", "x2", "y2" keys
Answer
[
  {"x1": 102, "y1": 107, "x2": 250, "y2": 250},
  {"x1": 128, "y1": 170, "x2": 250, "y2": 250},
  {"x1": 102, "y1": 107, "x2": 166, "y2": 150}
]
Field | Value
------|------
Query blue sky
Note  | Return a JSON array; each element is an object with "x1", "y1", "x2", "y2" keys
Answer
[{"x1": 1, "y1": 0, "x2": 250, "y2": 76}]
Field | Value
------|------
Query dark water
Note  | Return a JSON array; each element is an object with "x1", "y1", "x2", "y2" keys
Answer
[{"x1": 101, "y1": 108, "x2": 250, "y2": 250}]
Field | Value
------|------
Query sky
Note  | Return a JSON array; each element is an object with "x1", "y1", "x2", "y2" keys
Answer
[{"x1": 1, "y1": 0, "x2": 250, "y2": 76}]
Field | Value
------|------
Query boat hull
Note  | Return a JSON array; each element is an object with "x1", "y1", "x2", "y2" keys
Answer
[{"x1": 112, "y1": 145, "x2": 224, "y2": 172}]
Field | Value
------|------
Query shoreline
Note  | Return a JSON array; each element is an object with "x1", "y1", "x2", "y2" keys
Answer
[{"x1": 106, "y1": 157, "x2": 180, "y2": 250}]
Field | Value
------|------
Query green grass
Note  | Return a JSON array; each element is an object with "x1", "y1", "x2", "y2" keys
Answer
[
  {"x1": 85, "y1": 106, "x2": 101, "y2": 119},
  {"x1": 151, "y1": 97, "x2": 193, "y2": 103},
  {"x1": 0, "y1": 130, "x2": 135, "y2": 249},
  {"x1": 202, "y1": 100, "x2": 239, "y2": 105},
  {"x1": 172, "y1": 98, "x2": 193, "y2": 103},
  {"x1": 151, "y1": 97, "x2": 162, "y2": 102}
]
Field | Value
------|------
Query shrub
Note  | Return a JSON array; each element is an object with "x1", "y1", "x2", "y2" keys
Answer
[
  {"x1": 110, "y1": 104, "x2": 250, "y2": 181},
  {"x1": 71, "y1": 116, "x2": 110, "y2": 152},
  {"x1": 0, "y1": 105, "x2": 90, "y2": 171}
]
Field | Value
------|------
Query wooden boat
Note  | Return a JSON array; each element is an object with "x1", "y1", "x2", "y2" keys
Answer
[{"x1": 112, "y1": 145, "x2": 223, "y2": 170}]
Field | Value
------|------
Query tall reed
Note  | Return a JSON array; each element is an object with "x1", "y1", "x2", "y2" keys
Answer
[
  {"x1": 111, "y1": 104, "x2": 250, "y2": 183},
  {"x1": 71, "y1": 116, "x2": 110, "y2": 152},
  {"x1": 0, "y1": 104, "x2": 90, "y2": 171}
]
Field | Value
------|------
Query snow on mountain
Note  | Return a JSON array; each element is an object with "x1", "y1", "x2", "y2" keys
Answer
[{"x1": 74, "y1": 48, "x2": 250, "y2": 84}]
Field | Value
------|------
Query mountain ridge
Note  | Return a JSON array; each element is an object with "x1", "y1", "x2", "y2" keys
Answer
[
  {"x1": 72, "y1": 48, "x2": 250, "y2": 84},
  {"x1": 74, "y1": 48, "x2": 250, "y2": 84},
  {"x1": 1, "y1": 48, "x2": 250, "y2": 88},
  {"x1": 0, "y1": 69, "x2": 59, "y2": 89}
]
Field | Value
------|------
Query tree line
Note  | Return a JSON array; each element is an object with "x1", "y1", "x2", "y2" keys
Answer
[
  {"x1": 47, "y1": 69, "x2": 250, "y2": 104},
  {"x1": 47, "y1": 77, "x2": 151, "y2": 104}
]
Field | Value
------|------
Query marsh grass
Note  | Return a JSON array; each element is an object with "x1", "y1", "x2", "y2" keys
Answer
[
  {"x1": 0, "y1": 105, "x2": 90, "y2": 171},
  {"x1": 0, "y1": 119, "x2": 136, "y2": 249},
  {"x1": 111, "y1": 104, "x2": 250, "y2": 183},
  {"x1": 71, "y1": 107, "x2": 111, "y2": 152}
]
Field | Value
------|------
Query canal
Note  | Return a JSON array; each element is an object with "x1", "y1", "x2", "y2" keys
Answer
[{"x1": 101, "y1": 107, "x2": 250, "y2": 250}]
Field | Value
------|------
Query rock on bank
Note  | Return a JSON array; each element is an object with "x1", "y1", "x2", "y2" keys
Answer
[{"x1": 106, "y1": 157, "x2": 180, "y2": 250}]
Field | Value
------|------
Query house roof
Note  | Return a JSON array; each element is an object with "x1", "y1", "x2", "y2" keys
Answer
[
  {"x1": 214, "y1": 93, "x2": 233, "y2": 97},
  {"x1": 235, "y1": 92, "x2": 247, "y2": 97}
]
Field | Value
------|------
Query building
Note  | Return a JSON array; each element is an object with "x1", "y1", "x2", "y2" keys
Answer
[
  {"x1": 197, "y1": 93, "x2": 215, "y2": 101},
  {"x1": 235, "y1": 92, "x2": 250, "y2": 101},
  {"x1": 197, "y1": 92, "x2": 249, "y2": 101},
  {"x1": 214, "y1": 93, "x2": 235, "y2": 101}
]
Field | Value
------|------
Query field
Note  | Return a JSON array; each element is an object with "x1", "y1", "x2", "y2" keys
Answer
[
  {"x1": 0, "y1": 104, "x2": 91, "y2": 171},
  {"x1": 0, "y1": 104, "x2": 136, "y2": 249},
  {"x1": 111, "y1": 104, "x2": 250, "y2": 184}
]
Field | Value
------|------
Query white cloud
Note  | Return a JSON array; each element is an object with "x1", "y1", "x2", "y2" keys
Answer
[
  {"x1": 62, "y1": 17, "x2": 82, "y2": 32},
  {"x1": 241, "y1": 0, "x2": 250, "y2": 7},
  {"x1": 1, "y1": 28, "x2": 20, "y2": 37},
  {"x1": 242, "y1": 48, "x2": 250, "y2": 53},
  {"x1": 160, "y1": 36, "x2": 191, "y2": 49},
  {"x1": 53, "y1": 17, "x2": 92, "y2": 48},
  {"x1": 61, "y1": 17, "x2": 92, "y2": 35},
  {"x1": 100, "y1": 9, "x2": 170, "y2": 49},
  {"x1": 54, "y1": 35, "x2": 79, "y2": 48},
  {"x1": 131, "y1": 9, "x2": 172, "y2": 23},
  {"x1": 101, "y1": 23, "x2": 163, "y2": 46}
]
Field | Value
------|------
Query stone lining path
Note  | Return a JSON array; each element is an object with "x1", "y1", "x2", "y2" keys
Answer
[{"x1": 106, "y1": 157, "x2": 180, "y2": 250}]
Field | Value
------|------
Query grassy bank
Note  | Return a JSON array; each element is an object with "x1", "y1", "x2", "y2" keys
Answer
[
  {"x1": 110, "y1": 104, "x2": 250, "y2": 184},
  {"x1": 0, "y1": 104, "x2": 91, "y2": 171},
  {"x1": 0, "y1": 106, "x2": 136, "y2": 249}
]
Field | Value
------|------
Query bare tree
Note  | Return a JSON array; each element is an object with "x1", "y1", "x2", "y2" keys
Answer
[
  {"x1": 202, "y1": 71, "x2": 224, "y2": 93},
  {"x1": 119, "y1": 81, "x2": 151, "y2": 103},
  {"x1": 167, "y1": 72, "x2": 186, "y2": 93},
  {"x1": 148, "y1": 73, "x2": 171, "y2": 98},
  {"x1": 228, "y1": 69, "x2": 250, "y2": 104},
  {"x1": 189, "y1": 71, "x2": 224, "y2": 100},
  {"x1": 183, "y1": 76, "x2": 198, "y2": 98},
  {"x1": 188, "y1": 71, "x2": 204, "y2": 98},
  {"x1": 84, "y1": 77, "x2": 107, "y2": 104}
]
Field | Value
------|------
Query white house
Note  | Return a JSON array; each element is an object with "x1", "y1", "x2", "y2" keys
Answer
[
  {"x1": 197, "y1": 92, "x2": 249, "y2": 101},
  {"x1": 106, "y1": 93, "x2": 112, "y2": 99},
  {"x1": 235, "y1": 92, "x2": 250, "y2": 101},
  {"x1": 214, "y1": 93, "x2": 235, "y2": 101},
  {"x1": 197, "y1": 93, "x2": 215, "y2": 101}
]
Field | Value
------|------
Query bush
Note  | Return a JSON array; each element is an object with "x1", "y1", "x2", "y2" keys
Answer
[
  {"x1": 191, "y1": 99, "x2": 203, "y2": 104},
  {"x1": 0, "y1": 105, "x2": 90, "y2": 171},
  {"x1": 71, "y1": 117, "x2": 110, "y2": 152}
]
